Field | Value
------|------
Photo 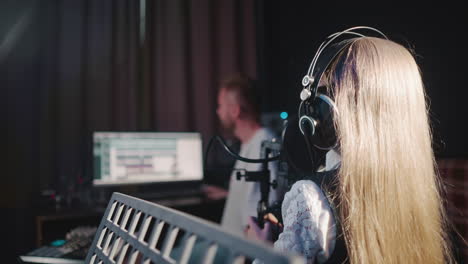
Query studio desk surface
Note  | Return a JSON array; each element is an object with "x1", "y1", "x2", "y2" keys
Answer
[{"x1": 21, "y1": 185, "x2": 228, "y2": 264}]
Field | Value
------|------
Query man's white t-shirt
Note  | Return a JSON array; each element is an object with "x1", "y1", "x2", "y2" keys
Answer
[{"x1": 220, "y1": 128, "x2": 281, "y2": 236}]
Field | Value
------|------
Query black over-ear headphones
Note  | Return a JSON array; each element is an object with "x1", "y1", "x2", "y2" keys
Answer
[{"x1": 298, "y1": 26, "x2": 388, "y2": 150}]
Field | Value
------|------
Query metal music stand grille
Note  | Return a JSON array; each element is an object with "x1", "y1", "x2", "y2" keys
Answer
[{"x1": 85, "y1": 192, "x2": 305, "y2": 264}]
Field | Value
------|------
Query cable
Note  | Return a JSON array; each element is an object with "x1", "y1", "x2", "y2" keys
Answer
[
  {"x1": 204, "y1": 136, "x2": 281, "y2": 170},
  {"x1": 302, "y1": 133, "x2": 316, "y2": 168}
]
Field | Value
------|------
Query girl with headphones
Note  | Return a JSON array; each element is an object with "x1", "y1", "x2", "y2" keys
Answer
[{"x1": 248, "y1": 27, "x2": 454, "y2": 264}]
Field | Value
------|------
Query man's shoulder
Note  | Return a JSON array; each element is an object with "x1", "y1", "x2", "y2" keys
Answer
[
  {"x1": 257, "y1": 127, "x2": 278, "y2": 140},
  {"x1": 242, "y1": 127, "x2": 278, "y2": 152}
]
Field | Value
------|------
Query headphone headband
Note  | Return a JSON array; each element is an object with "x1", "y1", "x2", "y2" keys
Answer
[{"x1": 300, "y1": 26, "x2": 388, "y2": 101}]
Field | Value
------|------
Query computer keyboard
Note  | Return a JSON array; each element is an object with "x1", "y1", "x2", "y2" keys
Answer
[
  {"x1": 135, "y1": 186, "x2": 206, "y2": 201},
  {"x1": 20, "y1": 245, "x2": 88, "y2": 264},
  {"x1": 19, "y1": 226, "x2": 97, "y2": 264},
  {"x1": 26, "y1": 245, "x2": 75, "y2": 258}
]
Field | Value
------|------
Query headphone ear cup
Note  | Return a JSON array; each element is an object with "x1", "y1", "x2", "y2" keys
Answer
[
  {"x1": 299, "y1": 115, "x2": 316, "y2": 137},
  {"x1": 310, "y1": 94, "x2": 337, "y2": 150}
]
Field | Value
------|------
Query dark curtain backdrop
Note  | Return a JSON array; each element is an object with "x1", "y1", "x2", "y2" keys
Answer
[{"x1": 3, "y1": 0, "x2": 257, "y2": 260}]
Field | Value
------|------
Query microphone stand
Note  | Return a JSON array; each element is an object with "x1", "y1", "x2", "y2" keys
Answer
[
  {"x1": 204, "y1": 135, "x2": 283, "y2": 231},
  {"x1": 236, "y1": 140, "x2": 281, "y2": 229}
]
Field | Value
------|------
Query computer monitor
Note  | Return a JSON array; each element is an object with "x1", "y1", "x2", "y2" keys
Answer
[{"x1": 92, "y1": 132, "x2": 203, "y2": 186}]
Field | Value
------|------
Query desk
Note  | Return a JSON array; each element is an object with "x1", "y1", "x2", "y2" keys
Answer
[
  {"x1": 22, "y1": 190, "x2": 226, "y2": 263},
  {"x1": 34, "y1": 189, "x2": 226, "y2": 247}
]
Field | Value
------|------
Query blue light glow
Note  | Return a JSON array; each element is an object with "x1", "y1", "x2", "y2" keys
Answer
[{"x1": 280, "y1": 112, "x2": 288, "y2": 119}]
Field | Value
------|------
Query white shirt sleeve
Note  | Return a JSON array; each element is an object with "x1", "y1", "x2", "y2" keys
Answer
[{"x1": 274, "y1": 180, "x2": 336, "y2": 264}]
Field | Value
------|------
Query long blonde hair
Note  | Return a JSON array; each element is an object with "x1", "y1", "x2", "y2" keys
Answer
[{"x1": 326, "y1": 37, "x2": 453, "y2": 263}]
